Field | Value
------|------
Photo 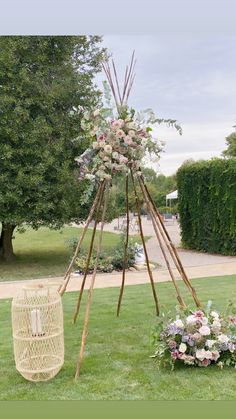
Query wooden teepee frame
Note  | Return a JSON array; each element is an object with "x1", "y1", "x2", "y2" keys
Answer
[{"x1": 58, "y1": 53, "x2": 201, "y2": 379}]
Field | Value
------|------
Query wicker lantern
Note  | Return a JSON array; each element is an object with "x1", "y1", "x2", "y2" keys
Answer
[{"x1": 12, "y1": 281, "x2": 64, "y2": 382}]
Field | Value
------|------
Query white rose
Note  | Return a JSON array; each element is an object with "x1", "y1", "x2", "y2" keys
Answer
[
  {"x1": 179, "y1": 343, "x2": 187, "y2": 353},
  {"x1": 126, "y1": 122, "x2": 137, "y2": 130},
  {"x1": 211, "y1": 350, "x2": 220, "y2": 361},
  {"x1": 199, "y1": 326, "x2": 211, "y2": 336},
  {"x1": 196, "y1": 349, "x2": 206, "y2": 361},
  {"x1": 210, "y1": 311, "x2": 219, "y2": 320},
  {"x1": 174, "y1": 319, "x2": 184, "y2": 329},
  {"x1": 218, "y1": 334, "x2": 229, "y2": 344},
  {"x1": 204, "y1": 350, "x2": 213, "y2": 360},
  {"x1": 186, "y1": 315, "x2": 197, "y2": 325},
  {"x1": 206, "y1": 339, "x2": 216, "y2": 349},
  {"x1": 104, "y1": 145, "x2": 112, "y2": 154},
  {"x1": 128, "y1": 130, "x2": 136, "y2": 138},
  {"x1": 201, "y1": 317, "x2": 208, "y2": 325},
  {"x1": 212, "y1": 320, "x2": 221, "y2": 331},
  {"x1": 85, "y1": 174, "x2": 95, "y2": 180}
]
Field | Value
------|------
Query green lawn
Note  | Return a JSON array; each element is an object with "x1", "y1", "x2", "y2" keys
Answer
[
  {"x1": 1, "y1": 275, "x2": 236, "y2": 400},
  {"x1": 0, "y1": 226, "x2": 141, "y2": 282}
]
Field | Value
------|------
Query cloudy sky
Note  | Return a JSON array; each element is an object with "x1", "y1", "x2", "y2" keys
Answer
[{"x1": 96, "y1": 35, "x2": 236, "y2": 175}]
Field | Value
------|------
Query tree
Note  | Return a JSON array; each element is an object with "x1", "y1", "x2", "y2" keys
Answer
[
  {"x1": 0, "y1": 36, "x2": 104, "y2": 260},
  {"x1": 223, "y1": 131, "x2": 236, "y2": 158}
]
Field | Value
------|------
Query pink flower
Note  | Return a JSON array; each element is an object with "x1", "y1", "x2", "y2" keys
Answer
[
  {"x1": 119, "y1": 155, "x2": 128, "y2": 164},
  {"x1": 201, "y1": 359, "x2": 211, "y2": 367},
  {"x1": 171, "y1": 350, "x2": 179, "y2": 360},
  {"x1": 194, "y1": 310, "x2": 205, "y2": 318},
  {"x1": 229, "y1": 316, "x2": 236, "y2": 325},
  {"x1": 111, "y1": 119, "x2": 124, "y2": 130},
  {"x1": 115, "y1": 129, "x2": 125, "y2": 138},
  {"x1": 98, "y1": 134, "x2": 106, "y2": 142},
  {"x1": 124, "y1": 135, "x2": 133, "y2": 145}
]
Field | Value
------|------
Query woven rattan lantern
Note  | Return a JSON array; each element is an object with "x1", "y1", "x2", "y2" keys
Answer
[{"x1": 12, "y1": 281, "x2": 64, "y2": 382}]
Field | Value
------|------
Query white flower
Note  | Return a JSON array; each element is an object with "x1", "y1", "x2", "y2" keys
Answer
[
  {"x1": 128, "y1": 129, "x2": 136, "y2": 138},
  {"x1": 104, "y1": 145, "x2": 112, "y2": 154},
  {"x1": 196, "y1": 349, "x2": 206, "y2": 361},
  {"x1": 199, "y1": 325, "x2": 211, "y2": 336},
  {"x1": 211, "y1": 350, "x2": 220, "y2": 361},
  {"x1": 186, "y1": 315, "x2": 197, "y2": 325},
  {"x1": 212, "y1": 320, "x2": 221, "y2": 332},
  {"x1": 179, "y1": 343, "x2": 187, "y2": 353},
  {"x1": 174, "y1": 319, "x2": 184, "y2": 329},
  {"x1": 112, "y1": 151, "x2": 119, "y2": 159},
  {"x1": 126, "y1": 122, "x2": 137, "y2": 130},
  {"x1": 206, "y1": 339, "x2": 216, "y2": 349},
  {"x1": 210, "y1": 311, "x2": 219, "y2": 320},
  {"x1": 204, "y1": 350, "x2": 213, "y2": 360},
  {"x1": 93, "y1": 109, "x2": 100, "y2": 116},
  {"x1": 218, "y1": 334, "x2": 229, "y2": 344},
  {"x1": 92, "y1": 141, "x2": 99, "y2": 149},
  {"x1": 85, "y1": 174, "x2": 95, "y2": 180},
  {"x1": 201, "y1": 317, "x2": 208, "y2": 325}
]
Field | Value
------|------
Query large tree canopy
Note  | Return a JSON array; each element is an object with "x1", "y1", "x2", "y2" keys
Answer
[{"x1": 0, "y1": 36, "x2": 104, "y2": 260}]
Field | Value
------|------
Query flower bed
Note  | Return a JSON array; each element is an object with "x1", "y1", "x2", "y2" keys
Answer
[{"x1": 152, "y1": 302, "x2": 236, "y2": 369}]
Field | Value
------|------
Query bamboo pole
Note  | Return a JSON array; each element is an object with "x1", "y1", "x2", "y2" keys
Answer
[
  {"x1": 73, "y1": 183, "x2": 106, "y2": 323},
  {"x1": 139, "y1": 179, "x2": 186, "y2": 308},
  {"x1": 116, "y1": 175, "x2": 130, "y2": 316},
  {"x1": 59, "y1": 181, "x2": 105, "y2": 296},
  {"x1": 130, "y1": 170, "x2": 160, "y2": 316},
  {"x1": 140, "y1": 176, "x2": 201, "y2": 308},
  {"x1": 75, "y1": 183, "x2": 109, "y2": 380}
]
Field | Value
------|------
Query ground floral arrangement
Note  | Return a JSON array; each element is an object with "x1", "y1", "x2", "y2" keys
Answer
[{"x1": 152, "y1": 301, "x2": 236, "y2": 370}]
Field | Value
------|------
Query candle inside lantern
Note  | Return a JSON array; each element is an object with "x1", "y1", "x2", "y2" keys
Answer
[{"x1": 30, "y1": 308, "x2": 43, "y2": 336}]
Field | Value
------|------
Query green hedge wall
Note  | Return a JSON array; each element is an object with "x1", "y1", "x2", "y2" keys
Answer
[{"x1": 177, "y1": 158, "x2": 236, "y2": 255}]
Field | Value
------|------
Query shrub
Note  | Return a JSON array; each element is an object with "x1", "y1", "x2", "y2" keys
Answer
[
  {"x1": 177, "y1": 158, "x2": 236, "y2": 255},
  {"x1": 69, "y1": 233, "x2": 139, "y2": 273}
]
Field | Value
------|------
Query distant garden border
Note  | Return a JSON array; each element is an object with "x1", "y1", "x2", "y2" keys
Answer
[{"x1": 177, "y1": 158, "x2": 236, "y2": 255}]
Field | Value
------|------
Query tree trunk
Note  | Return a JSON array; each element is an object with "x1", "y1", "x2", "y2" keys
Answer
[{"x1": 0, "y1": 223, "x2": 16, "y2": 261}]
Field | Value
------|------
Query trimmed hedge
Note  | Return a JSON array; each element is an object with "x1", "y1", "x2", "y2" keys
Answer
[{"x1": 177, "y1": 158, "x2": 236, "y2": 255}]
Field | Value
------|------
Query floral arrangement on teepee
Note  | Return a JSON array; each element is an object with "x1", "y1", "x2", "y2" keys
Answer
[{"x1": 75, "y1": 52, "x2": 181, "y2": 190}]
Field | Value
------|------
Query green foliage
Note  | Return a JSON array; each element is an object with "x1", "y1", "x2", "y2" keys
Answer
[
  {"x1": 177, "y1": 158, "x2": 236, "y2": 255},
  {"x1": 157, "y1": 206, "x2": 178, "y2": 215},
  {"x1": 0, "y1": 36, "x2": 104, "y2": 257},
  {"x1": 223, "y1": 132, "x2": 236, "y2": 158}
]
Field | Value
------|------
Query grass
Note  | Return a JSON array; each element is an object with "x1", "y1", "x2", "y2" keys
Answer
[
  {"x1": 0, "y1": 226, "x2": 142, "y2": 282},
  {"x1": 0, "y1": 275, "x2": 236, "y2": 400}
]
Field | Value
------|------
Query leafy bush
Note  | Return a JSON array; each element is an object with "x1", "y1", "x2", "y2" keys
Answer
[
  {"x1": 69, "y1": 233, "x2": 139, "y2": 273},
  {"x1": 177, "y1": 158, "x2": 236, "y2": 255},
  {"x1": 158, "y1": 206, "x2": 177, "y2": 215}
]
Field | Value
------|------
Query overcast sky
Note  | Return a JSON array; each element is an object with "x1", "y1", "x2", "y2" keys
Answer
[{"x1": 96, "y1": 35, "x2": 236, "y2": 175}]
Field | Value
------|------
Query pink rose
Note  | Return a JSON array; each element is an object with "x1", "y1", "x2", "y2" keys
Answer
[
  {"x1": 115, "y1": 129, "x2": 125, "y2": 138},
  {"x1": 124, "y1": 135, "x2": 133, "y2": 145}
]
